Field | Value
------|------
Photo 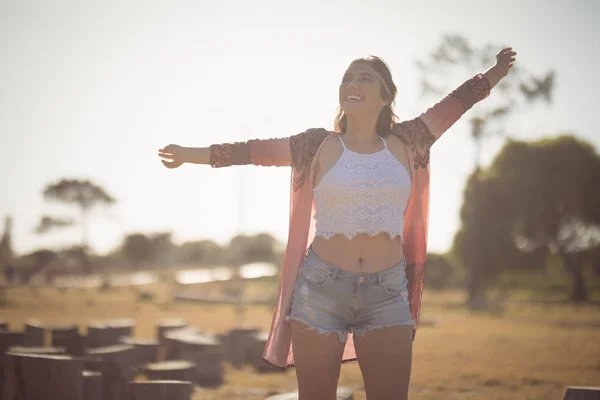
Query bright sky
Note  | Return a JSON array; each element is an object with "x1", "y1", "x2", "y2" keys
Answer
[{"x1": 1, "y1": 0, "x2": 599, "y2": 256}]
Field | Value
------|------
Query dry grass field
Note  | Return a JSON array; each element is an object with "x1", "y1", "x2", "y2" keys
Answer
[{"x1": 2, "y1": 277, "x2": 599, "y2": 400}]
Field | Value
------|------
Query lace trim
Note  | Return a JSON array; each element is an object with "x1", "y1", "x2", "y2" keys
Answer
[
  {"x1": 391, "y1": 119, "x2": 435, "y2": 170},
  {"x1": 316, "y1": 230, "x2": 402, "y2": 240},
  {"x1": 449, "y1": 73, "x2": 491, "y2": 111},
  {"x1": 209, "y1": 141, "x2": 251, "y2": 168},
  {"x1": 405, "y1": 261, "x2": 425, "y2": 341},
  {"x1": 289, "y1": 128, "x2": 330, "y2": 191}
]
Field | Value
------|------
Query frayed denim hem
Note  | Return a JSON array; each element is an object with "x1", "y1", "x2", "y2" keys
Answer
[
  {"x1": 285, "y1": 314, "x2": 349, "y2": 343},
  {"x1": 352, "y1": 319, "x2": 416, "y2": 341}
]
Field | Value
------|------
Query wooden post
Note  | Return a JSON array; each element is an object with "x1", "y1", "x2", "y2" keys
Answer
[
  {"x1": 83, "y1": 370, "x2": 103, "y2": 400},
  {"x1": 129, "y1": 380, "x2": 192, "y2": 400},
  {"x1": 563, "y1": 386, "x2": 600, "y2": 400},
  {"x1": 4, "y1": 352, "x2": 85, "y2": 400}
]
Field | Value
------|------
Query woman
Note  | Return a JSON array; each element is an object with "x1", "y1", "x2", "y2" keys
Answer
[{"x1": 158, "y1": 47, "x2": 516, "y2": 399}]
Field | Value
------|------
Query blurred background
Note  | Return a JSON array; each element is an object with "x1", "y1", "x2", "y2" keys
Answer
[{"x1": 1, "y1": 1, "x2": 599, "y2": 399}]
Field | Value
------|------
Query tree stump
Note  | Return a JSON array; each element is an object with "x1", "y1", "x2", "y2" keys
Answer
[
  {"x1": 162, "y1": 327, "x2": 202, "y2": 361},
  {"x1": 118, "y1": 336, "x2": 160, "y2": 366},
  {"x1": 225, "y1": 327, "x2": 259, "y2": 369},
  {"x1": 265, "y1": 387, "x2": 354, "y2": 400},
  {"x1": 0, "y1": 321, "x2": 8, "y2": 332},
  {"x1": 23, "y1": 320, "x2": 46, "y2": 347},
  {"x1": 246, "y1": 331, "x2": 286, "y2": 373},
  {"x1": 51, "y1": 324, "x2": 85, "y2": 355},
  {"x1": 167, "y1": 332, "x2": 225, "y2": 388},
  {"x1": 0, "y1": 331, "x2": 25, "y2": 397},
  {"x1": 129, "y1": 380, "x2": 192, "y2": 400},
  {"x1": 87, "y1": 319, "x2": 134, "y2": 348},
  {"x1": 4, "y1": 352, "x2": 85, "y2": 400},
  {"x1": 563, "y1": 386, "x2": 600, "y2": 400},
  {"x1": 8, "y1": 345, "x2": 65, "y2": 355},
  {"x1": 141, "y1": 360, "x2": 197, "y2": 384},
  {"x1": 157, "y1": 319, "x2": 188, "y2": 344},
  {"x1": 156, "y1": 319, "x2": 188, "y2": 360},
  {"x1": 0, "y1": 331, "x2": 24, "y2": 353},
  {"x1": 83, "y1": 370, "x2": 103, "y2": 400},
  {"x1": 86, "y1": 344, "x2": 137, "y2": 400}
]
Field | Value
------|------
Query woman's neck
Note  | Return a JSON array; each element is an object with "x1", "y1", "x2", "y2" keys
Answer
[{"x1": 343, "y1": 114, "x2": 380, "y2": 149}]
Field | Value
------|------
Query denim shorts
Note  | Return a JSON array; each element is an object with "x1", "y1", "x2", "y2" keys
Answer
[{"x1": 285, "y1": 246, "x2": 415, "y2": 343}]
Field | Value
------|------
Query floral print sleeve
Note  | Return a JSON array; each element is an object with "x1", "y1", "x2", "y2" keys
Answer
[
  {"x1": 289, "y1": 128, "x2": 330, "y2": 191},
  {"x1": 209, "y1": 137, "x2": 292, "y2": 168},
  {"x1": 418, "y1": 73, "x2": 491, "y2": 142}
]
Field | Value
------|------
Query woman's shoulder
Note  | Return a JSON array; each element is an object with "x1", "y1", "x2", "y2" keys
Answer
[{"x1": 290, "y1": 128, "x2": 335, "y2": 159}]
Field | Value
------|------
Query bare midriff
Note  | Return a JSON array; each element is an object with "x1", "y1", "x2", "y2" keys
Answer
[{"x1": 310, "y1": 233, "x2": 405, "y2": 274}]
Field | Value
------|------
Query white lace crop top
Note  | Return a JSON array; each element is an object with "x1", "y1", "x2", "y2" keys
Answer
[{"x1": 313, "y1": 135, "x2": 412, "y2": 240}]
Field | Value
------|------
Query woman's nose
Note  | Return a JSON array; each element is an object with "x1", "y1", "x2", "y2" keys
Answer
[{"x1": 348, "y1": 79, "x2": 359, "y2": 89}]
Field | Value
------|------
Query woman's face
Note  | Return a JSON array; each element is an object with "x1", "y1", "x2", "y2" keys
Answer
[{"x1": 339, "y1": 61, "x2": 387, "y2": 117}]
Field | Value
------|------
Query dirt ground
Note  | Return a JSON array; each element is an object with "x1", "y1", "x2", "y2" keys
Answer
[{"x1": 2, "y1": 280, "x2": 599, "y2": 400}]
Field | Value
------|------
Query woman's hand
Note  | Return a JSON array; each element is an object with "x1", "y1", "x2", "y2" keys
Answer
[
  {"x1": 158, "y1": 144, "x2": 186, "y2": 169},
  {"x1": 494, "y1": 47, "x2": 517, "y2": 77},
  {"x1": 483, "y1": 47, "x2": 517, "y2": 89}
]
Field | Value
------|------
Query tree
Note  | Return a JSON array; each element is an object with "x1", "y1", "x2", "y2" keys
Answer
[
  {"x1": 121, "y1": 233, "x2": 154, "y2": 268},
  {"x1": 0, "y1": 216, "x2": 15, "y2": 281},
  {"x1": 455, "y1": 135, "x2": 600, "y2": 303},
  {"x1": 177, "y1": 239, "x2": 225, "y2": 266},
  {"x1": 416, "y1": 34, "x2": 554, "y2": 170},
  {"x1": 35, "y1": 179, "x2": 116, "y2": 250},
  {"x1": 418, "y1": 34, "x2": 555, "y2": 309}
]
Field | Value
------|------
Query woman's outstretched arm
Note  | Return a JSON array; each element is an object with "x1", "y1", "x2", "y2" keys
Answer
[
  {"x1": 158, "y1": 128, "x2": 330, "y2": 169},
  {"x1": 158, "y1": 137, "x2": 291, "y2": 169},
  {"x1": 416, "y1": 47, "x2": 517, "y2": 143}
]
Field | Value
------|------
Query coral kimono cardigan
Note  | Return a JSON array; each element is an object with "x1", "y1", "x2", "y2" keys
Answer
[{"x1": 209, "y1": 73, "x2": 491, "y2": 369}]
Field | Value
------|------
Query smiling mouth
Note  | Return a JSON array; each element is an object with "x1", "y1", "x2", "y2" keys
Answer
[{"x1": 345, "y1": 95, "x2": 363, "y2": 102}]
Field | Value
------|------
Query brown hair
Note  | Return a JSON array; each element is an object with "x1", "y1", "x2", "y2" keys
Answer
[{"x1": 334, "y1": 55, "x2": 399, "y2": 137}]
